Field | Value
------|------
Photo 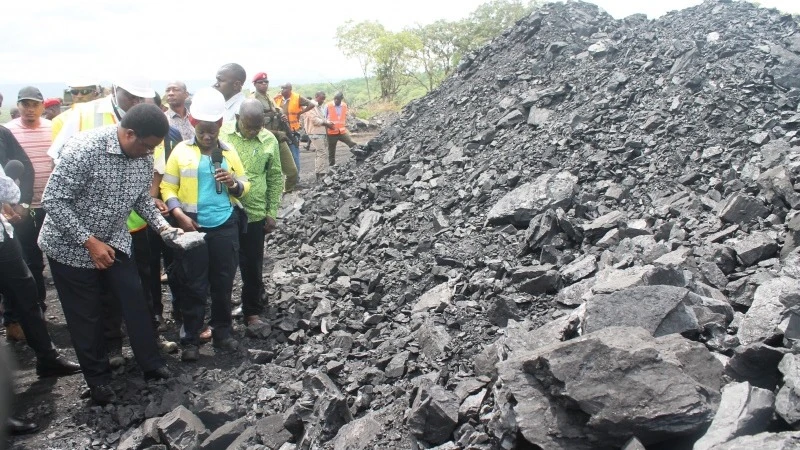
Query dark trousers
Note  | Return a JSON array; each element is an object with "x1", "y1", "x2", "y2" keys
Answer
[
  {"x1": 146, "y1": 225, "x2": 182, "y2": 317},
  {"x1": 2, "y1": 208, "x2": 46, "y2": 325},
  {"x1": 175, "y1": 214, "x2": 239, "y2": 346},
  {"x1": 131, "y1": 228, "x2": 156, "y2": 321},
  {"x1": 327, "y1": 132, "x2": 357, "y2": 166},
  {"x1": 49, "y1": 253, "x2": 164, "y2": 387},
  {"x1": 239, "y1": 219, "x2": 265, "y2": 317},
  {"x1": 0, "y1": 232, "x2": 56, "y2": 360}
]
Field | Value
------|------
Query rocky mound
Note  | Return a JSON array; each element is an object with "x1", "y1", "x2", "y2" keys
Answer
[{"x1": 103, "y1": 1, "x2": 800, "y2": 449}]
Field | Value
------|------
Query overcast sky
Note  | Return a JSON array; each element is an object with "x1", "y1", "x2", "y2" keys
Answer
[{"x1": 1, "y1": 0, "x2": 799, "y2": 91}]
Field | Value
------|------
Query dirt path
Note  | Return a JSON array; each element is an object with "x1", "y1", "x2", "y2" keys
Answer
[{"x1": 3, "y1": 131, "x2": 377, "y2": 449}]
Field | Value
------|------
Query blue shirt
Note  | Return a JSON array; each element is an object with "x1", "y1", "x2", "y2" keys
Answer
[{"x1": 196, "y1": 155, "x2": 233, "y2": 228}]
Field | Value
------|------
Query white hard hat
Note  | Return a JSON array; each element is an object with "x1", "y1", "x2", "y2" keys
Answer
[
  {"x1": 114, "y1": 76, "x2": 156, "y2": 99},
  {"x1": 190, "y1": 87, "x2": 225, "y2": 122}
]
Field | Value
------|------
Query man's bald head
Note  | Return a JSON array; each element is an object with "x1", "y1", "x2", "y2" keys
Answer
[
  {"x1": 220, "y1": 64, "x2": 246, "y2": 83},
  {"x1": 237, "y1": 99, "x2": 266, "y2": 139},
  {"x1": 239, "y1": 99, "x2": 265, "y2": 120}
]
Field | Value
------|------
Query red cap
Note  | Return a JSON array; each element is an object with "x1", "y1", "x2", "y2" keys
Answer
[
  {"x1": 252, "y1": 72, "x2": 268, "y2": 82},
  {"x1": 44, "y1": 98, "x2": 62, "y2": 108}
]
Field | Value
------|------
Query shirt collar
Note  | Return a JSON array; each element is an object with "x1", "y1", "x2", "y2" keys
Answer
[
  {"x1": 167, "y1": 108, "x2": 188, "y2": 119},
  {"x1": 104, "y1": 126, "x2": 124, "y2": 155},
  {"x1": 223, "y1": 121, "x2": 271, "y2": 143},
  {"x1": 225, "y1": 92, "x2": 245, "y2": 109}
]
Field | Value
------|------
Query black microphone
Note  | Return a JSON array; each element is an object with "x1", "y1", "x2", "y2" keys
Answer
[
  {"x1": 211, "y1": 148, "x2": 223, "y2": 194},
  {"x1": 4, "y1": 160, "x2": 24, "y2": 181}
]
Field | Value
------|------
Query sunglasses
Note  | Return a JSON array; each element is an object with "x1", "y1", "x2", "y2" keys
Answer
[
  {"x1": 70, "y1": 88, "x2": 95, "y2": 95},
  {"x1": 254, "y1": 80, "x2": 269, "y2": 84}
]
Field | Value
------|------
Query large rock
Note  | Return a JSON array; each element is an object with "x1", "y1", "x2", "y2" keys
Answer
[
  {"x1": 583, "y1": 285, "x2": 733, "y2": 338},
  {"x1": 192, "y1": 380, "x2": 242, "y2": 431},
  {"x1": 118, "y1": 418, "x2": 160, "y2": 450},
  {"x1": 298, "y1": 372, "x2": 353, "y2": 444},
  {"x1": 486, "y1": 171, "x2": 577, "y2": 226},
  {"x1": 582, "y1": 211, "x2": 627, "y2": 242},
  {"x1": 758, "y1": 166, "x2": 800, "y2": 209},
  {"x1": 413, "y1": 282, "x2": 452, "y2": 314},
  {"x1": 692, "y1": 382, "x2": 775, "y2": 450},
  {"x1": 726, "y1": 343, "x2": 789, "y2": 389},
  {"x1": 718, "y1": 193, "x2": 769, "y2": 224},
  {"x1": 226, "y1": 414, "x2": 290, "y2": 450},
  {"x1": 156, "y1": 405, "x2": 209, "y2": 450},
  {"x1": 408, "y1": 384, "x2": 460, "y2": 445},
  {"x1": 732, "y1": 232, "x2": 779, "y2": 267},
  {"x1": 498, "y1": 327, "x2": 723, "y2": 449},
  {"x1": 706, "y1": 431, "x2": 800, "y2": 449},
  {"x1": 590, "y1": 265, "x2": 686, "y2": 296},
  {"x1": 776, "y1": 353, "x2": 800, "y2": 428},
  {"x1": 416, "y1": 320, "x2": 452, "y2": 360},
  {"x1": 332, "y1": 408, "x2": 387, "y2": 450},
  {"x1": 199, "y1": 417, "x2": 247, "y2": 450},
  {"x1": 738, "y1": 277, "x2": 800, "y2": 345}
]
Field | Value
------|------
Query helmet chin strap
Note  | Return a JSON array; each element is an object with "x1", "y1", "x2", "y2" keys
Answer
[{"x1": 111, "y1": 85, "x2": 126, "y2": 121}]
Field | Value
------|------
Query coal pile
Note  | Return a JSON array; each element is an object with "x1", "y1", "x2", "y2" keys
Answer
[{"x1": 106, "y1": 1, "x2": 800, "y2": 449}]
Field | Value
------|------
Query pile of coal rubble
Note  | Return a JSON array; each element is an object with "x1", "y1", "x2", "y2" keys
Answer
[{"x1": 110, "y1": 1, "x2": 800, "y2": 449}]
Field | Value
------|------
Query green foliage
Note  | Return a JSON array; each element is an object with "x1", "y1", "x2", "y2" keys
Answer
[
  {"x1": 458, "y1": 0, "x2": 540, "y2": 53},
  {"x1": 335, "y1": 20, "x2": 386, "y2": 100},
  {"x1": 333, "y1": 0, "x2": 540, "y2": 104}
]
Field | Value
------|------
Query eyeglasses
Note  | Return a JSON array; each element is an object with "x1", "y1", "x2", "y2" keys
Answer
[
  {"x1": 254, "y1": 80, "x2": 269, "y2": 85},
  {"x1": 70, "y1": 88, "x2": 95, "y2": 95}
]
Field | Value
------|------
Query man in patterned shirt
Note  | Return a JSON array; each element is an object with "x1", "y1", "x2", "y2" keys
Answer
[
  {"x1": 39, "y1": 104, "x2": 181, "y2": 405},
  {"x1": 220, "y1": 99, "x2": 282, "y2": 327}
]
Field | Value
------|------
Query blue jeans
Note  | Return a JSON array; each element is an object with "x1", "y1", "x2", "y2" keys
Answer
[{"x1": 289, "y1": 142, "x2": 300, "y2": 174}]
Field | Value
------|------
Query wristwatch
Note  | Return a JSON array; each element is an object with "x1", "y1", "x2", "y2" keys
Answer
[{"x1": 19, "y1": 203, "x2": 29, "y2": 209}]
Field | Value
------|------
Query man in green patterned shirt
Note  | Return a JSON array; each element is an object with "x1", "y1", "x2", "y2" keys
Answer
[{"x1": 220, "y1": 99, "x2": 282, "y2": 327}]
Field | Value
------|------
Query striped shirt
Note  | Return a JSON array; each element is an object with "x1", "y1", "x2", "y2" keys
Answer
[{"x1": 5, "y1": 118, "x2": 53, "y2": 208}]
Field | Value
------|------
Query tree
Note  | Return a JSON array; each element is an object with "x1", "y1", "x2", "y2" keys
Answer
[
  {"x1": 374, "y1": 31, "x2": 417, "y2": 101},
  {"x1": 407, "y1": 20, "x2": 461, "y2": 92},
  {"x1": 457, "y1": 0, "x2": 540, "y2": 55},
  {"x1": 335, "y1": 20, "x2": 386, "y2": 102}
]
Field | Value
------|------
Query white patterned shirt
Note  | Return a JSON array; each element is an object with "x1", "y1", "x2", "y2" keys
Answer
[{"x1": 38, "y1": 125, "x2": 168, "y2": 268}]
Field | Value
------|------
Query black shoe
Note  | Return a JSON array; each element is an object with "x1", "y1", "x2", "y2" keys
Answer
[
  {"x1": 90, "y1": 384, "x2": 116, "y2": 406},
  {"x1": 143, "y1": 366, "x2": 172, "y2": 382},
  {"x1": 213, "y1": 337, "x2": 239, "y2": 352},
  {"x1": 7, "y1": 417, "x2": 39, "y2": 435},
  {"x1": 36, "y1": 355, "x2": 82, "y2": 378},
  {"x1": 181, "y1": 345, "x2": 199, "y2": 362}
]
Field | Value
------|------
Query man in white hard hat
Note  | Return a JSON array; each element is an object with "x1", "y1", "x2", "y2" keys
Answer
[
  {"x1": 160, "y1": 87, "x2": 250, "y2": 362},
  {"x1": 67, "y1": 80, "x2": 101, "y2": 104},
  {"x1": 49, "y1": 77, "x2": 155, "y2": 162}
]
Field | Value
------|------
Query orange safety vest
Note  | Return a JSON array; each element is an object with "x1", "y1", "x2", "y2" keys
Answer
[
  {"x1": 273, "y1": 92, "x2": 302, "y2": 131},
  {"x1": 326, "y1": 102, "x2": 348, "y2": 136}
]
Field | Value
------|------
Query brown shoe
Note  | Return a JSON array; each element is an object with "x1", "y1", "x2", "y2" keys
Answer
[
  {"x1": 244, "y1": 315, "x2": 265, "y2": 327},
  {"x1": 199, "y1": 326, "x2": 212, "y2": 342},
  {"x1": 5, "y1": 322, "x2": 25, "y2": 342}
]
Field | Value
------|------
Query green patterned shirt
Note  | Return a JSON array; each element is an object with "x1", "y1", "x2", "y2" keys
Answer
[{"x1": 220, "y1": 122, "x2": 282, "y2": 221}]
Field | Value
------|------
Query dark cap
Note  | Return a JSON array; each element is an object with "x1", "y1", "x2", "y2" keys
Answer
[
  {"x1": 18, "y1": 86, "x2": 43, "y2": 103},
  {"x1": 280, "y1": 83, "x2": 292, "y2": 89}
]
